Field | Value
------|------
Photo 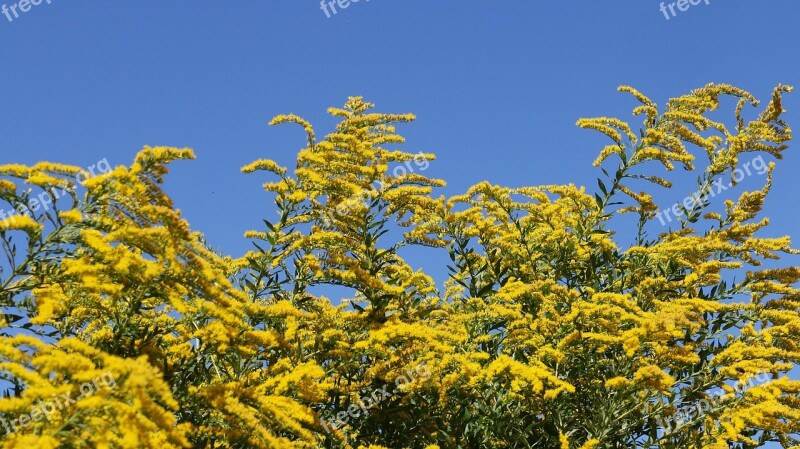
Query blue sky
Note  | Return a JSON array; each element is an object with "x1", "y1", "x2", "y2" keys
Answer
[
  {"x1": 1, "y1": 1, "x2": 799, "y2": 443},
  {"x1": 2, "y1": 1, "x2": 799, "y2": 259}
]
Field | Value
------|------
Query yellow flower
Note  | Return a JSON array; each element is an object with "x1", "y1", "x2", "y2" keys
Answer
[
  {"x1": 0, "y1": 213, "x2": 42, "y2": 235},
  {"x1": 241, "y1": 158, "x2": 287, "y2": 176},
  {"x1": 633, "y1": 365, "x2": 675, "y2": 392},
  {"x1": 59, "y1": 209, "x2": 83, "y2": 224},
  {"x1": 605, "y1": 377, "x2": 632, "y2": 390},
  {"x1": 579, "y1": 439, "x2": 601, "y2": 449}
]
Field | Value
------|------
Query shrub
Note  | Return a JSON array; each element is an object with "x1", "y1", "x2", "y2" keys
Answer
[{"x1": 1, "y1": 84, "x2": 799, "y2": 448}]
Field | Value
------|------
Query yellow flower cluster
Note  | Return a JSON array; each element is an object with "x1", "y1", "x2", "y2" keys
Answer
[
  {"x1": 0, "y1": 336, "x2": 189, "y2": 448},
  {"x1": 2, "y1": 85, "x2": 799, "y2": 448}
]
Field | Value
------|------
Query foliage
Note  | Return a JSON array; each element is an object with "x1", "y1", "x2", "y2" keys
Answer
[{"x1": 1, "y1": 85, "x2": 799, "y2": 448}]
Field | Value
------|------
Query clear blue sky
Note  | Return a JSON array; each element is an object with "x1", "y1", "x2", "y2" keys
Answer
[
  {"x1": 1, "y1": 2, "x2": 799, "y2": 442},
  {"x1": 2, "y1": 0, "x2": 799, "y2": 255},
  {"x1": 2, "y1": 1, "x2": 798, "y2": 258}
]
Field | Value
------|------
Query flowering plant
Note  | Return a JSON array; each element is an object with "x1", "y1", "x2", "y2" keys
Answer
[{"x1": 1, "y1": 85, "x2": 799, "y2": 448}]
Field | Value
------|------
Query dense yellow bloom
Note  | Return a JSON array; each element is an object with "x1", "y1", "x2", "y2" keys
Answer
[
  {"x1": 0, "y1": 214, "x2": 42, "y2": 235},
  {"x1": 2, "y1": 85, "x2": 799, "y2": 448},
  {"x1": 578, "y1": 440, "x2": 601, "y2": 449},
  {"x1": 0, "y1": 336, "x2": 189, "y2": 448}
]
